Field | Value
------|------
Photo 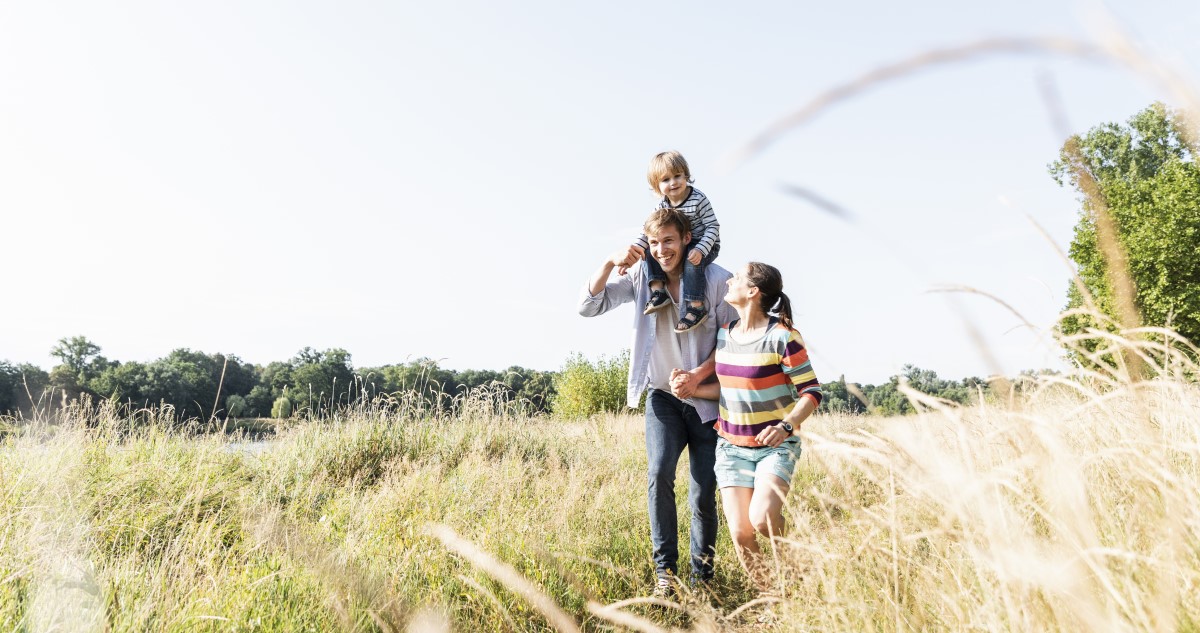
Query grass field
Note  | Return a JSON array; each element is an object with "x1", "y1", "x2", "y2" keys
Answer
[{"x1": 3, "y1": 374, "x2": 1200, "y2": 632}]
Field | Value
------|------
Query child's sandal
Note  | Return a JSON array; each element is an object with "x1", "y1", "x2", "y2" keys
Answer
[
  {"x1": 643, "y1": 289, "x2": 672, "y2": 315},
  {"x1": 674, "y1": 305, "x2": 708, "y2": 333}
]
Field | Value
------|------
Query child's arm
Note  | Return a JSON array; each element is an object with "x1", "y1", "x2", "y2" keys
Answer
[{"x1": 690, "y1": 195, "x2": 720, "y2": 259}]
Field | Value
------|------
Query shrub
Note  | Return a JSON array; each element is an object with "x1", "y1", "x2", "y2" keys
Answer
[
  {"x1": 225, "y1": 395, "x2": 246, "y2": 419},
  {"x1": 551, "y1": 351, "x2": 630, "y2": 418},
  {"x1": 271, "y1": 396, "x2": 293, "y2": 419}
]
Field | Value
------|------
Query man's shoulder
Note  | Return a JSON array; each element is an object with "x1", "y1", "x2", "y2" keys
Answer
[{"x1": 705, "y1": 262, "x2": 733, "y2": 282}]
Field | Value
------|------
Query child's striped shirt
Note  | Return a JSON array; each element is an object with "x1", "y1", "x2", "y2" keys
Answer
[
  {"x1": 633, "y1": 187, "x2": 720, "y2": 258},
  {"x1": 715, "y1": 318, "x2": 822, "y2": 447}
]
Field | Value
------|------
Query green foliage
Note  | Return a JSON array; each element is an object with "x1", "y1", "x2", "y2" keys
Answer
[
  {"x1": 226, "y1": 394, "x2": 247, "y2": 418},
  {"x1": 551, "y1": 351, "x2": 630, "y2": 418},
  {"x1": 0, "y1": 362, "x2": 18, "y2": 415},
  {"x1": 49, "y1": 335, "x2": 105, "y2": 381},
  {"x1": 244, "y1": 385, "x2": 274, "y2": 418},
  {"x1": 289, "y1": 347, "x2": 356, "y2": 414},
  {"x1": 271, "y1": 396, "x2": 293, "y2": 419},
  {"x1": 1049, "y1": 103, "x2": 1200, "y2": 356},
  {"x1": 827, "y1": 365, "x2": 984, "y2": 416},
  {"x1": 819, "y1": 376, "x2": 868, "y2": 414}
]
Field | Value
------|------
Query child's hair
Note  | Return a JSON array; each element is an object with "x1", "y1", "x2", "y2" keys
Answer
[
  {"x1": 643, "y1": 207, "x2": 691, "y2": 240},
  {"x1": 646, "y1": 151, "x2": 694, "y2": 191},
  {"x1": 746, "y1": 262, "x2": 794, "y2": 331}
]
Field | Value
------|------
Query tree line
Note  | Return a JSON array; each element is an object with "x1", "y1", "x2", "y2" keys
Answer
[
  {"x1": 0, "y1": 336, "x2": 555, "y2": 420},
  {"x1": 1, "y1": 336, "x2": 1020, "y2": 420}
]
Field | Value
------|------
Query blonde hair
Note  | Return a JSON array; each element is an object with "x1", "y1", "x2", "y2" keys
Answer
[{"x1": 646, "y1": 151, "x2": 694, "y2": 192}]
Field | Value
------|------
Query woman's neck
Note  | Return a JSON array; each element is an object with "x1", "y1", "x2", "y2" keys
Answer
[{"x1": 732, "y1": 306, "x2": 770, "y2": 333}]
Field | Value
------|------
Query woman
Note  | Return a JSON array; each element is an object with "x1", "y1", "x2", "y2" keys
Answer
[{"x1": 672, "y1": 262, "x2": 822, "y2": 590}]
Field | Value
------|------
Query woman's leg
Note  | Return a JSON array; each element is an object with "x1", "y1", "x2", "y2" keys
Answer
[
  {"x1": 749, "y1": 474, "x2": 791, "y2": 539},
  {"x1": 720, "y1": 486, "x2": 772, "y2": 592}
]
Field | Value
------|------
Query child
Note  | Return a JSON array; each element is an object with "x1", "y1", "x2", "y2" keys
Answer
[{"x1": 629, "y1": 151, "x2": 722, "y2": 333}]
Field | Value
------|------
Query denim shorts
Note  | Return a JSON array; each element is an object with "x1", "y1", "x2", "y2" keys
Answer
[{"x1": 715, "y1": 437, "x2": 802, "y2": 489}]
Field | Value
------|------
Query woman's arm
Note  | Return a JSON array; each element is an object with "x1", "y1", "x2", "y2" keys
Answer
[{"x1": 754, "y1": 396, "x2": 817, "y2": 447}]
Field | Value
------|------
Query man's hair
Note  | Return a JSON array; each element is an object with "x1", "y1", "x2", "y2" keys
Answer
[
  {"x1": 646, "y1": 151, "x2": 693, "y2": 192},
  {"x1": 644, "y1": 207, "x2": 691, "y2": 239}
]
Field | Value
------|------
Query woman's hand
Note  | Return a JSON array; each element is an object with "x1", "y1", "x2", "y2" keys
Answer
[
  {"x1": 669, "y1": 368, "x2": 696, "y2": 399},
  {"x1": 755, "y1": 424, "x2": 791, "y2": 448}
]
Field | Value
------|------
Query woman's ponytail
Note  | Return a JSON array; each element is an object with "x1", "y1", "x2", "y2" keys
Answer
[{"x1": 773, "y1": 292, "x2": 794, "y2": 331}]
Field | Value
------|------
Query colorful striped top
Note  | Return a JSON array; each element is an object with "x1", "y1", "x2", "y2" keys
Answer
[{"x1": 715, "y1": 318, "x2": 822, "y2": 447}]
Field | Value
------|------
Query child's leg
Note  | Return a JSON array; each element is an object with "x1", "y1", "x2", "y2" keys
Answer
[
  {"x1": 682, "y1": 242, "x2": 720, "y2": 306},
  {"x1": 644, "y1": 251, "x2": 667, "y2": 290},
  {"x1": 676, "y1": 243, "x2": 719, "y2": 332},
  {"x1": 642, "y1": 253, "x2": 672, "y2": 315}
]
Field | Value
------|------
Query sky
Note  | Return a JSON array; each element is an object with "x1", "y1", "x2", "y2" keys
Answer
[{"x1": 2, "y1": 1, "x2": 1198, "y2": 385}]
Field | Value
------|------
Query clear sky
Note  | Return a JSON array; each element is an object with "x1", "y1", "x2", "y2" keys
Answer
[{"x1": 2, "y1": 1, "x2": 1198, "y2": 384}]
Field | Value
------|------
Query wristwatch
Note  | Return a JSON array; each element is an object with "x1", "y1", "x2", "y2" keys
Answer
[{"x1": 778, "y1": 422, "x2": 794, "y2": 434}]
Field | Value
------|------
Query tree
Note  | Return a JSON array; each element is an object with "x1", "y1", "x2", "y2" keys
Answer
[
  {"x1": 289, "y1": 348, "x2": 355, "y2": 414},
  {"x1": 0, "y1": 361, "x2": 19, "y2": 415},
  {"x1": 1049, "y1": 103, "x2": 1200, "y2": 358},
  {"x1": 48, "y1": 336, "x2": 113, "y2": 397},
  {"x1": 50, "y1": 336, "x2": 102, "y2": 376}
]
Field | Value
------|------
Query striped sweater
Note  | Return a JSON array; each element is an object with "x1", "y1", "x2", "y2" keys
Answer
[
  {"x1": 633, "y1": 186, "x2": 720, "y2": 258},
  {"x1": 715, "y1": 318, "x2": 822, "y2": 447}
]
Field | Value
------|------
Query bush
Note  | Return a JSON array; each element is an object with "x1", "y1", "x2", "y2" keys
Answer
[
  {"x1": 225, "y1": 394, "x2": 246, "y2": 418},
  {"x1": 551, "y1": 351, "x2": 630, "y2": 418},
  {"x1": 271, "y1": 396, "x2": 293, "y2": 419}
]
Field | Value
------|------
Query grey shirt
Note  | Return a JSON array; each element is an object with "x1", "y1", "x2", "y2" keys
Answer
[{"x1": 578, "y1": 262, "x2": 734, "y2": 422}]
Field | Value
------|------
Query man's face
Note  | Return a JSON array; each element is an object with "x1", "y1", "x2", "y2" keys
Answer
[{"x1": 647, "y1": 225, "x2": 691, "y2": 275}]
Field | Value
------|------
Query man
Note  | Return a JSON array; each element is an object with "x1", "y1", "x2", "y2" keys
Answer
[{"x1": 578, "y1": 207, "x2": 734, "y2": 594}]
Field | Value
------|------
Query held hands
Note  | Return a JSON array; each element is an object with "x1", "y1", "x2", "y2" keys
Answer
[
  {"x1": 669, "y1": 368, "x2": 696, "y2": 399},
  {"x1": 755, "y1": 424, "x2": 792, "y2": 448},
  {"x1": 687, "y1": 248, "x2": 703, "y2": 266}
]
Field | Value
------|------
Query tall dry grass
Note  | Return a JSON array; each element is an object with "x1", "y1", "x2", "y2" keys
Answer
[{"x1": 3, "y1": 347, "x2": 1200, "y2": 631}]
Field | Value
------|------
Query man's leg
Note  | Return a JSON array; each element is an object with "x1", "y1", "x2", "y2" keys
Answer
[
  {"x1": 685, "y1": 412, "x2": 719, "y2": 582},
  {"x1": 645, "y1": 389, "x2": 689, "y2": 580}
]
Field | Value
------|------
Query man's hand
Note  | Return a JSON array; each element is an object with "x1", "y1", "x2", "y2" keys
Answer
[
  {"x1": 755, "y1": 424, "x2": 791, "y2": 448},
  {"x1": 687, "y1": 248, "x2": 703, "y2": 266},
  {"x1": 610, "y1": 245, "x2": 643, "y2": 269},
  {"x1": 669, "y1": 368, "x2": 696, "y2": 399}
]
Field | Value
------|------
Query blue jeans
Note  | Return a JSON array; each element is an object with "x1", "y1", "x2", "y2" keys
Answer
[
  {"x1": 645, "y1": 388, "x2": 719, "y2": 581},
  {"x1": 644, "y1": 239, "x2": 720, "y2": 304}
]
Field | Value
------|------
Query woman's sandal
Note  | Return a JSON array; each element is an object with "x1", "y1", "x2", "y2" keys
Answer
[
  {"x1": 674, "y1": 304, "x2": 708, "y2": 333},
  {"x1": 643, "y1": 289, "x2": 672, "y2": 315}
]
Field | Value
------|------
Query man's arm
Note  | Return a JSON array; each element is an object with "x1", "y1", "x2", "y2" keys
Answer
[{"x1": 579, "y1": 247, "x2": 642, "y2": 317}]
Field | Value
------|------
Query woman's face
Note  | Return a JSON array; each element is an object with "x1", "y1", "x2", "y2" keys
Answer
[{"x1": 724, "y1": 265, "x2": 757, "y2": 307}]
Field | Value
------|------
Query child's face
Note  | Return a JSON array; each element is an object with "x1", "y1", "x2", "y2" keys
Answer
[{"x1": 656, "y1": 171, "x2": 689, "y2": 203}]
